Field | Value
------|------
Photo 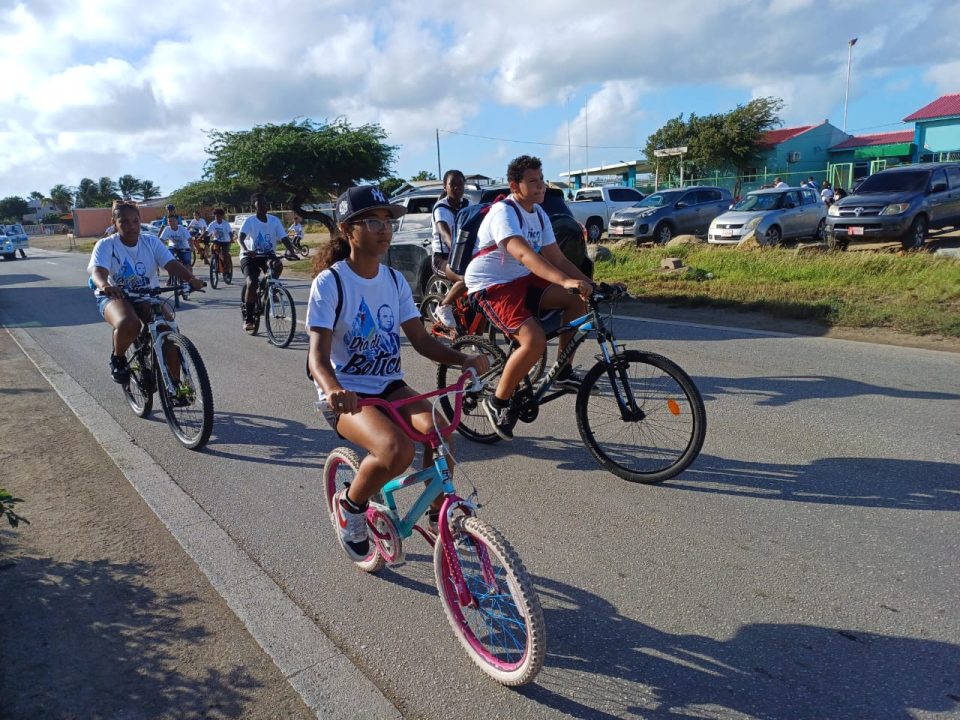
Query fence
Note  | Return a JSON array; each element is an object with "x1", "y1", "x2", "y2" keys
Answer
[{"x1": 23, "y1": 223, "x2": 70, "y2": 235}]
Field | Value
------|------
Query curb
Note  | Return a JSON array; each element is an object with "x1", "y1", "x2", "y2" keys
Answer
[{"x1": 3, "y1": 324, "x2": 401, "y2": 720}]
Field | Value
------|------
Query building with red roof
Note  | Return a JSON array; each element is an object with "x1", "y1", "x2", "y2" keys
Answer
[{"x1": 901, "y1": 93, "x2": 960, "y2": 163}]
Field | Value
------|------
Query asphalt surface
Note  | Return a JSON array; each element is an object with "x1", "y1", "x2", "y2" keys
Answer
[{"x1": 2, "y1": 246, "x2": 959, "y2": 719}]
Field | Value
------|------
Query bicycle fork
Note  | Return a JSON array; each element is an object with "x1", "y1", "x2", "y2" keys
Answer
[
  {"x1": 598, "y1": 340, "x2": 645, "y2": 422},
  {"x1": 437, "y1": 485, "x2": 499, "y2": 606}
]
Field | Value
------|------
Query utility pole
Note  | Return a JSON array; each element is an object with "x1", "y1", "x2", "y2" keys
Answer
[
  {"x1": 843, "y1": 38, "x2": 857, "y2": 132},
  {"x1": 436, "y1": 129, "x2": 442, "y2": 180},
  {"x1": 584, "y1": 99, "x2": 590, "y2": 187}
]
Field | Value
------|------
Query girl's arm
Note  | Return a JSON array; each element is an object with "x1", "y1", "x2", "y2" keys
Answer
[
  {"x1": 308, "y1": 328, "x2": 359, "y2": 414},
  {"x1": 401, "y1": 318, "x2": 489, "y2": 375}
]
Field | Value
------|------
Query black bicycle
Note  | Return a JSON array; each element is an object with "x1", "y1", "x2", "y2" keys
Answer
[
  {"x1": 120, "y1": 286, "x2": 214, "y2": 450},
  {"x1": 436, "y1": 284, "x2": 706, "y2": 484},
  {"x1": 165, "y1": 248, "x2": 193, "y2": 308},
  {"x1": 209, "y1": 242, "x2": 234, "y2": 289},
  {"x1": 241, "y1": 252, "x2": 298, "y2": 348}
]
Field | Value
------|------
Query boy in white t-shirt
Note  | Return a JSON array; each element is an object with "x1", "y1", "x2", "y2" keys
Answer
[
  {"x1": 207, "y1": 207, "x2": 235, "y2": 277},
  {"x1": 464, "y1": 155, "x2": 593, "y2": 441},
  {"x1": 160, "y1": 215, "x2": 193, "y2": 266},
  {"x1": 238, "y1": 193, "x2": 296, "y2": 332},
  {"x1": 306, "y1": 185, "x2": 488, "y2": 561},
  {"x1": 430, "y1": 170, "x2": 470, "y2": 330},
  {"x1": 188, "y1": 211, "x2": 209, "y2": 262}
]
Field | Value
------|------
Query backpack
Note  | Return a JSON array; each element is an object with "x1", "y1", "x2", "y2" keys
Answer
[{"x1": 448, "y1": 197, "x2": 543, "y2": 276}]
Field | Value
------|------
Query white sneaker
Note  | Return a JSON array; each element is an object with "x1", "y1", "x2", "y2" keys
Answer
[
  {"x1": 435, "y1": 304, "x2": 457, "y2": 330},
  {"x1": 332, "y1": 489, "x2": 370, "y2": 561}
]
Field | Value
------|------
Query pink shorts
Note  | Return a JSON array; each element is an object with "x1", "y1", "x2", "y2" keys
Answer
[{"x1": 474, "y1": 275, "x2": 551, "y2": 336}]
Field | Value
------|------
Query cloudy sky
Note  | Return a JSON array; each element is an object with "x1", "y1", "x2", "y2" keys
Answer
[{"x1": 1, "y1": 0, "x2": 958, "y2": 199}]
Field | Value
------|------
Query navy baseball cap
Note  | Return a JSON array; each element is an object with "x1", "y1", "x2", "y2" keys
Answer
[{"x1": 336, "y1": 186, "x2": 406, "y2": 223}]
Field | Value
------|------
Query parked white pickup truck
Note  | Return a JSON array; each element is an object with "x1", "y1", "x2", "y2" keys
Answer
[{"x1": 568, "y1": 186, "x2": 645, "y2": 242}]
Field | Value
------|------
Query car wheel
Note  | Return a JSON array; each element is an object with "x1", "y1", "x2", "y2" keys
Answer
[
  {"x1": 902, "y1": 216, "x2": 927, "y2": 251},
  {"x1": 764, "y1": 226, "x2": 782, "y2": 246},
  {"x1": 585, "y1": 219, "x2": 603, "y2": 243},
  {"x1": 653, "y1": 222, "x2": 673, "y2": 245},
  {"x1": 814, "y1": 219, "x2": 826, "y2": 242}
]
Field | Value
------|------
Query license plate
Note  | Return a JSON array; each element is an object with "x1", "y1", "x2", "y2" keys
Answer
[
  {"x1": 719, "y1": 229, "x2": 734, "y2": 237},
  {"x1": 847, "y1": 226, "x2": 864, "y2": 236},
  {"x1": 610, "y1": 227, "x2": 625, "y2": 236}
]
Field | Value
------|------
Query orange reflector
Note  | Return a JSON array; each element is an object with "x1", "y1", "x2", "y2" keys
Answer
[{"x1": 667, "y1": 399, "x2": 681, "y2": 416}]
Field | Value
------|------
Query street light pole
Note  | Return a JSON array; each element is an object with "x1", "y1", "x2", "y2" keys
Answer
[{"x1": 843, "y1": 37, "x2": 858, "y2": 132}]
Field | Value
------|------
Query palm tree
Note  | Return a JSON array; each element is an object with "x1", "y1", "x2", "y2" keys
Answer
[
  {"x1": 97, "y1": 176, "x2": 120, "y2": 206},
  {"x1": 118, "y1": 174, "x2": 141, "y2": 200},
  {"x1": 75, "y1": 178, "x2": 98, "y2": 208},
  {"x1": 49, "y1": 184, "x2": 74, "y2": 212},
  {"x1": 139, "y1": 180, "x2": 161, "y2": 201}
]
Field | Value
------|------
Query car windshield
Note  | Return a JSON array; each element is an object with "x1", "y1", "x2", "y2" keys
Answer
[
  {"x1": 636, "y1": 192, "x2": 680, "y2": 208},
  {"x1": 855, "y1": 171, "x2": 929, "y2": 193},
  {"x1": 733, "y1": 193, "x2": 782, "y2": 211}
]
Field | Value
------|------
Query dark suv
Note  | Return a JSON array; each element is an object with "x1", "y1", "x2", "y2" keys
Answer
[
  {"x1": 825, "y1": 163, "x2": 960, "y2": 250},
  {"x1": 387, "y1": 186, "x2": 591, "y2": 299}
]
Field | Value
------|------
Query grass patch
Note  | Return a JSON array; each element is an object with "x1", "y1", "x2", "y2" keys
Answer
[{"x1": 593, "y1": 244, "x2": 960, "y2": 337}]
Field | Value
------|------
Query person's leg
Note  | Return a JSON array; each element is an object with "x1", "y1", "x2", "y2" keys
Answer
[
  {"x1": 241, "y1": 259, "x2": 260, "y2": 327},
  {"x1": 495, "y1": 319, "x2": 545, "y2": 402},
  {"x1": 336, "y1": 407, "x2": 417, "y2": 506},
  {"x1": 537, "y1": 283, "x2": 587, "y2": 367},
  {"x1": 102, "y1": 298, "x2": 141, "y2": 358},
  {"x1": 223, "y1": 244, "x2": 233, "y2": 274}
]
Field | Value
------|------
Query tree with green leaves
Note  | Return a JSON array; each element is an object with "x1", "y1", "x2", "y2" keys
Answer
[
  {"x1": 138, "y1": 180, "x2": 161, "y2": 201},
  {"x1": 118, "y1": 174, "x2": 142, "y2": 200},
  {"x1": 204, "y1": 118, "x2": 397, "y2": 232},
  {"x1": 379, "y1": 177, "x2": 406, "y2": 196},
  {"x1": 168, "y1": 178, "x2": 257, "y2": 213},
  {"x1": 0, "y1": 196, "x2": 29, "y2": 223},
  {"x1": 74, "y1": 178, "x2": 98, "y2": 208},
  {"x1": 645, "y1": 97, "x2": 783, "y2": 196},
  {"x1": 410, "y1": 170, "x2": 437, "y2": 182},
  {"x1": 97, "y1": 177, "x2": 120, "y2": 204},
  {"x1": 49, "y1": 184, "x2": 73, "y2": 211}
]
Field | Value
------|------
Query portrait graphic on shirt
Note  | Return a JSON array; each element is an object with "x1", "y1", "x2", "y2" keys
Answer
[
  {"x1": 114, "y1": 258, "x2": 150, "y2": 290},
  {"x1": 253, "y1": 231, "x2": 272, "y2": 253},
  {"x1": 341, "y1": 297, "x2": 402, "y2": 376}
]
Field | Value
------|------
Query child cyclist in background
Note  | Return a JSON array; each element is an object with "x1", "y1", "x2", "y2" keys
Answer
[
  {"x1": 465, "y1": 155, "x2": 593, "y2": 441},
  {"x1": 307, "y1": 185, "x2": 489, "y2": 561},
  {"x1": 430, "y1": 170, "x2": 470, "y2": 330}
]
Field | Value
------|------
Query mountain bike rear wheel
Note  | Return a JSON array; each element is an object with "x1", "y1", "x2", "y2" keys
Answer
[
  {"x1": 322, "y1": 448, "x2": 386, "y2": 573},
  {"x1": 434, "y1": 515, "x2": 545, "y2": 686},
  {"x1": 265, "y1": 284, "x2": 296, "y2": 347},
  {"x1": 437, "y1": 335, "x2": 506, "y2": 444},
  {"x1": 576, "y1": 350, "x2": 706, "y2": 483},
  {"x1": 156, "y1": 333, "x2": 214, "y2": 450},
  {"x1": 122, "y1": 344, "x2": 153, "y2": 417}
]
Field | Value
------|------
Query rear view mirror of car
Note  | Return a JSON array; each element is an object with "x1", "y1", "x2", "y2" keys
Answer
[
  {"x1": 931, "y1": 182, "x2": 948, "y2": 194},
  {"x1": 675, "y1": 201, "x2": 687, "y2": 209}
]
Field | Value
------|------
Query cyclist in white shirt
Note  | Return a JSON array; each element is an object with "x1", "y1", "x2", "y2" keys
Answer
[
  {"x1": 160, "y1": 215, "x2": 193, "y2": 266},
  {"x1": 187, "y1": 211, "x2": 209, "y2": 262},
  {"x1": 238, "y1": 193, "x2": 296, "y2": 332},
  {"x1": 88, "y1": 202, "x2": 203, "y2": 384},
  {"x1": 207, "y1": 207, "x2": 235, "y2": 277},
  {"x1": 430, "y1": 170, "x2": 470, "y2": 329}
]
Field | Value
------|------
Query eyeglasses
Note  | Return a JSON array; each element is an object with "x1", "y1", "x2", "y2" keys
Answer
[{"x1": 350, "y1": 218, "x2": 398, "y2": 232}]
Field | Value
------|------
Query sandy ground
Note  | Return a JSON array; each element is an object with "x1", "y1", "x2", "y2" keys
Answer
[{"x1": 0, "y1": 330, "x2": 313, "y2": 720}]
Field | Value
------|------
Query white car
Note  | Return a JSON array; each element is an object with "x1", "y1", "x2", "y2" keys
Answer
[{"x1": 708, "y1": 187, "x2": 826, "y2": 246}]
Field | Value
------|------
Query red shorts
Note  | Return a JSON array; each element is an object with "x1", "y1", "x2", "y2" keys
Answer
[{"x1": 475, "y1": 274, "x2": 552, "y2": 336}]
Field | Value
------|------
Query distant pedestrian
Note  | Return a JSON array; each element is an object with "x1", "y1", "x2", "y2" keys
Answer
[
  {"x1": 835, "y1": 186, "x2": 848, "y2": 200},
  {"x1": 806, "y1": 176, "x2": 819, "y2": 191},
  {"x1": 820, "y1": 181, "x2": 834, "y2": 205},
  {"x1": 773, "y1": 177, "x2": 787, "y2": 188}
]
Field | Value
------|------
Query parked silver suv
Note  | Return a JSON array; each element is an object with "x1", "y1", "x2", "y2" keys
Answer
[{"x1": 607, "y1": 186, "x2": 733, "y2": 244}]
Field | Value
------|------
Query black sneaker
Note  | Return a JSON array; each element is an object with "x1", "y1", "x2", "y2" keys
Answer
[
  {"x1": 555, "y1": 367, "x2": 585, "y2": 392},
  {"x1": 482, "y1": 397, "x2": 516, "y2": 441},
  {"x1": 109, "y1": 354, "x2": 130, "y2": 384}
]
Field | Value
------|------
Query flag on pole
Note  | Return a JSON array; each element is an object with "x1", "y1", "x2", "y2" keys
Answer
[{"x1": 849, "y1": 37, "x2": 858, "y2": 46}]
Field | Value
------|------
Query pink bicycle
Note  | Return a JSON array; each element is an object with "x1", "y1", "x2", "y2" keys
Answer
[{"x1": 321, "y1": 370, "x2": 546, "y2": 686}]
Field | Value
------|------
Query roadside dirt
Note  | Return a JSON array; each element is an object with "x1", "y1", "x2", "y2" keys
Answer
[{"x1": 0, "y1": 330, "x2": 313, "y2": 719}]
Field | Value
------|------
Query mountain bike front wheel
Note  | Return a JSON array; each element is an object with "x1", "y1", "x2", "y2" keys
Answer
[
  {"x1": 156, "y1": 333, "x2": 214, "y2": 450},
  {"x1": 265, "y1": 284, "x2": 296, "y2": 347},
  {"x1": 209, "y1": 257, "x2": 220, "y2": 289},
  {"x1": 437, "y1": 335, "x2": 506, "y2": 444},
  {"x1": 576, "y1": 350, "x2": 706, "y2": 483},
  {"x1": 434, "y1": 515, "x2": 545, "y2": 686},
  {"x1": 322, "y1": 448, "x2": 386, "y2": 573}
]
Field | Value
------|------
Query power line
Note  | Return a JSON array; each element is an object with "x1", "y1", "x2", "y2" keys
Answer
[
  {"x1": 846, "y1": 120, "x2": 912, "y2": 133},
  {"x1": 437, "y1": 128, "x2": 639, "y2": 150}
]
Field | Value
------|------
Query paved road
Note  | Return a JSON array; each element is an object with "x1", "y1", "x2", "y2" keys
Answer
[{"x1": 3, "y1": 248, "x2": 959, "y2": 719}]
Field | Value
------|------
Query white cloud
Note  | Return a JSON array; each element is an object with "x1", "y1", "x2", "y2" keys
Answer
[{"x1": 1, "y1": 0, "x2": 959, "y2": 196}]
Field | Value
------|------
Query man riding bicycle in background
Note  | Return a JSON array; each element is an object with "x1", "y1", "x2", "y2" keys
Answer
[
  {"x1": 187, "y1": 211, "x2": 209, "y2": 262},
  {"x1": 207, "y1": 207, "x2": 235, "y2": 278},
  {"x1": 160, "y1": 214, "x2": 193, "y2": 268},
  {"x1": 238, "y1": 193, "x2": 296, "y2": 332},
  {"x1": 88, "y1": 202, "x2": 203, "y2": 384}
]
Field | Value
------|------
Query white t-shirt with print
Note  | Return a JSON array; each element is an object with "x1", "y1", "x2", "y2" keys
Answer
[
  {"x1": 239, "y1": 214, "x2": 287, "y2": 255},
  {"x1": 188, "y1": 218, "x2": 208, "y2": 232},
  {"x1": 88, "y1": 233, "x2": 174, "y2": 297},
  {"x1": 464, "y1": 197, "x2": 554, "y2": 294},
  {"x1": 306, "y1": 261, "x2": 419, "y2": 398},
  {"x1": 431, "y1": 197, "x2": 469, "y2": 255},
  {"x1": 288, "y1": 222, "x2": 303, "y2": 238},
  {"x1": 208, "y1": 219, "x2": 233, "y2": 244},
  {"x1": 161, "y1": 225, "x2": 192, "y2": 251}
]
